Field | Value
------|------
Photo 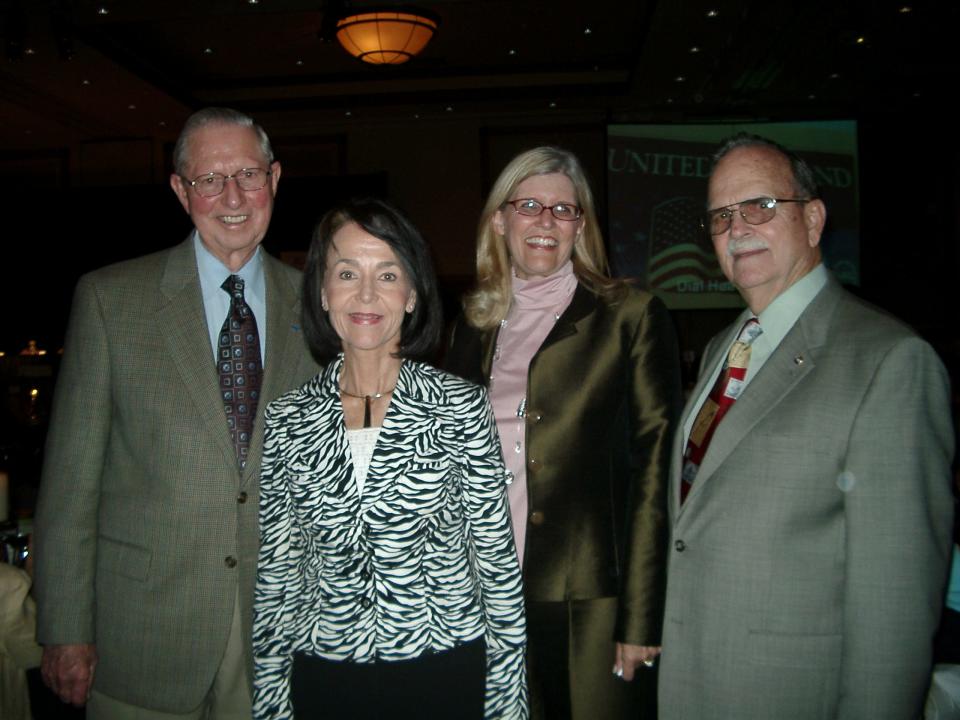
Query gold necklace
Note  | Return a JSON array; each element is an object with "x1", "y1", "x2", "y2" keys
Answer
[{"x1": 339, "y1": 385, "x2": 395, "y2": 428}]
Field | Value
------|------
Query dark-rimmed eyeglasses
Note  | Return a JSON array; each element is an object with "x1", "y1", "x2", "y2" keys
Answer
[
  {"x1": 504, "y1": 198, "x2": 582, "y2": 221},
  {"x1": 703, "y1": 196, "x2": 814, "y2": 236},
  {"x1": 182, "y1": 168, "x2": 272, "y2": 198}
]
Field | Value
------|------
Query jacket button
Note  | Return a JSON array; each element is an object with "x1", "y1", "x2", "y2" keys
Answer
[
  {"x1": 237, "y1": 491, "x2": 248, "y2": 504},
  {"x1": 529, "y1": 510, "x2": 545, "y2": 526},
  {"x1": 534, "y1": 414, "x2": 542, "y2": 423},
  {"x1": 360, "y1": 597, "x2": 372, "y2": 609},
  {"x1": 674, "y1": 540, "x2": 686, "y2": 552},
  {"x1": 225, "y1": 556, "x2": 237, "y2": 568},
  {"x1": 360, "y1": 570, "x2": 370, "y2": 581},
  {"x1": 528, "y1": 458, "x2": 538, "y2": 473}
]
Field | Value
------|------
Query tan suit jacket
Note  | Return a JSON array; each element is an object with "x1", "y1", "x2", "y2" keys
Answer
[
  {"x1": 33, "y1": 238, "x2": 319, "y2": 712},
  {"x1": 659, "y1": 278, "x2": 955, "y2": 719}
]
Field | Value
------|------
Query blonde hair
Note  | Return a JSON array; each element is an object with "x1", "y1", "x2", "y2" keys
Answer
[{"x1": 463, "y1": 146, "x2": 622, "y2": 329}]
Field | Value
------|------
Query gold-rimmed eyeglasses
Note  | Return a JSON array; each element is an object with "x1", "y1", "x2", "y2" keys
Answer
[{"x1": 182, "y1": 168, "x2": 272, "y2": 198}]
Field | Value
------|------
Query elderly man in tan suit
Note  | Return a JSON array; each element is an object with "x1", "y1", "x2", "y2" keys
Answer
[
  {"x1": 659, "y1": 133, "x2": 954, "y2": 719},
  {"x1": 33, "y1": 107, "x2": 318, "y2": 719}
]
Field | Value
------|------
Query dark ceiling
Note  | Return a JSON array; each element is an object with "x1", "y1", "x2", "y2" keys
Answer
[{"x1": 0, "y1": 0, "x2": 955, "y2": 152}]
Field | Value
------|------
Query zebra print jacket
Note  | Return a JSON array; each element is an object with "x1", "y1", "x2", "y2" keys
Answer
[{"x1": 252, "y1": 356, "x2": 528, "y2": 718}]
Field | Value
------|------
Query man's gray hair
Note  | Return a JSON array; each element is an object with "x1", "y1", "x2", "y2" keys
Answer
[
  {"x1": 711, "y1": 132, "x2": 820, "y2": 200},
  {"x1": 173, "y1": 107, "x2": 274, "y2": 176}
]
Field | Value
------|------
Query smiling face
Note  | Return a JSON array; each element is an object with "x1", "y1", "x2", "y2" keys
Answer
[
  {"x1": 493, "y1": 172, "x2": 582, "y2": 280},
  {"x1": 170, "y1": 123, "x2": 281, "y2": 271},
  {"x1": 320, "y1": 222, "x2": 416, "y2": 359},
  {"x1": 708, "y1": 145, "x2": 826, "y2": 314}
]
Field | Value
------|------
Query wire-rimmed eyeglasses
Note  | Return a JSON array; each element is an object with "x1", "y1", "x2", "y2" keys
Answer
[
  {"x1": 504, "y1": 198, "x2": 582, "y2": 221},
  {"x1": 703, "y1": 196, "x2": 814, "y2": 236},
  {"x1": 182, "y1": 168, "x2": 272, "y2": 198}
]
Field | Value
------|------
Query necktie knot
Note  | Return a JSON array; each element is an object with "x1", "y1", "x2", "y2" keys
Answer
[{"x1": 222, "y1": 275, "x2": 250, "y2": 319}]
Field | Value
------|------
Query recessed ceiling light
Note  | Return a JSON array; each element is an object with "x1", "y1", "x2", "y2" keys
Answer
[
  {"x1": 549, "y1": 101, "x2": 557, "y2": 108},
  {"x1": 248, "y1": 0, "x2": 259, "y2": 4},
  {"x1": 706, "y1": 9, "x2": 719, "y2": 18},
  {"x1": 97, "y1": 6, "x2": 109, "y2": 16},
  {"x1": 855, "y1": 36, "x2": 865, "y2": 44},
  {"x1": 159, "y1": 120, "x2": 167, "y2": 127},
  {"x1": 345, "y1": 110, "x2": 352, "y2": 117},
  {"x1": 675, "y1": 75, "x2": 686, "y2": 82},
  {"x1": 24, "y1": 47, "x2": 36, "y2": 55},
  {"x1": 446, "y1": 106, "x2": 453, "y2": 112},
  {"x1": 689, "y1": 46, "x2": 700, "y2": 53},
  {"x1": 808, "y1": 94, "x2": 816, "y2": 100},
  {"x1": 666, "y1": 98, "x2": 674, "y2": 104},
  {"x1": 296, "y1": 59, "x2": 304, "y2": 66},
  {"x1": 127, "y1": 104, "x2": 136, "y2": 110},
  {"x1": 829, "y1": 72, "x2": 840, "y2": 79},
  {"x1": 508, "y1": 49, "x2": 516, "y2": 56},
  {"x1": 81, "y1": 79, "x2": 91, "y2": 85},
  {"x1": 203, "y1": 47, "x2": 214, "y2": 55},
  {"x1": 413, "y1": 114, "x2": 420, "y2": 119},
  {"x1": 899, "y1": 6, "x2": 912, "y2": 13},
  {"x1": 584, "y1": 27, "x2": 592, "y2": 35}
]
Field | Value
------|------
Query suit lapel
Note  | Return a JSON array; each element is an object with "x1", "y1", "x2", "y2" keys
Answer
[
  {"x1": 537, "y1": 283, "x2": 595, "y2": 353},
  {"x1": 244, "y1": 254, "x2": 304, "y2": 484},
  {"x1": 158, "y1": 239, "x2": 238, "y2": 469},
  {"x1": 677, "y1": 281, "x2": 839, "y2": 512}
]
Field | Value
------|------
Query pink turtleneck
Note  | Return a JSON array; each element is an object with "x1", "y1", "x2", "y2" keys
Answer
[{"x1": 489, "y1": 260, "x2": 577, "y2": 566}]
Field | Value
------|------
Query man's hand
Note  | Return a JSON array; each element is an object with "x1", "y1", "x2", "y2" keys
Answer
[
  {"x1": 613, "y1": 642, "x2": 661, "y2": 682},
  {"x1": 41, "y1": 643, "x2": 97, "y2": 706}
]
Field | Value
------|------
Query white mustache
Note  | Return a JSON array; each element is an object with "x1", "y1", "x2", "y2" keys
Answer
[{"x1": 727, "y1": 238, "x2": 769, "y2": 257}]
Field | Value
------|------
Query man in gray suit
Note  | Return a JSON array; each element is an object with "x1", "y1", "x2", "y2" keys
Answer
[
  {"x1": 33, "y1": 108, "x2": 318, "y2": 718},
  {"x1": 659, "y1": 134, "x2": 954, "y2": 719}
]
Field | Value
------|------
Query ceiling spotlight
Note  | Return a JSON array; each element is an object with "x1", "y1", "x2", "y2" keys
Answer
[
  {"x1": 508, "y1": 49, "x2": 516, "y2": 56},
  {"x1": 96, "y1": 6, "x2": 109, "y2": 15},
  {"x1": 706, "y1": 9, "x2": 719, "y2": 18},
  {"x1": 689, "y1": 46, "x2": 700, "y2": 53},
  {"x1": 336, "y1": 8, "x2": 439, "y2": 65},
  {"x1": 829, "y1": 72, "x2": 840, "y2": 79},
  {"x1": 855, "y1": 36, "x2": 865, "y2": 44},
  {"x1": 899, "y1": 6, "x2": 912, "y2": 13},
  {"x1": 203, "y1": 47, "x2": 214, "y2": 55},
  {"x1": 675, "y1": 75, "x2": 686, "y2": 82},
  {"x1": 584, "y1": 27, "x2": 592, "y2": 35}
]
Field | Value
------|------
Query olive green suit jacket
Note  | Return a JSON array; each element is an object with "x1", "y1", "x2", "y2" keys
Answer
[
  {"x1": 33, "y1": 238, "x2": 319, "y2": 712},
  {"x1": 446, "y1": 284, "x2": 681, "y2": 645}
]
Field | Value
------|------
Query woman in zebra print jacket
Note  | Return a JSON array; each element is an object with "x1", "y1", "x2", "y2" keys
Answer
[{"x1": 252, "y1": 198, "x2": 527, "y2": 719}]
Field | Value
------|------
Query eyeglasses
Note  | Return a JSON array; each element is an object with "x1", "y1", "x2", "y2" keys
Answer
[
  {"x1": 182, "y1": 168, "x2": 272, "y2": 198},
  {"x1": 703, "y1": 196, "x2": 814, "y2": 235},
  {"x1": 504, "y1": 198, "x2": 582, "y2": 221}
]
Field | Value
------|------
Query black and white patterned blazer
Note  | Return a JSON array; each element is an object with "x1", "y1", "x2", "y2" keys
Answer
[{"x1": 252, "y1": 356, "x2": 528, "y2": 719}]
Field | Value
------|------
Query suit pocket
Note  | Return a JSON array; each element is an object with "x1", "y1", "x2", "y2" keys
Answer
[{"x1": 98, "y1": 534, "x2": 152, "y2": 581}]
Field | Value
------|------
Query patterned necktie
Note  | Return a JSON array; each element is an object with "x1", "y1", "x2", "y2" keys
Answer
[
  {"x1": 218, "y1": 275, "x2": 263, "y2": 470},
  {"x1": 680, "y1": 318, "x2": 762, "y2": 502}
]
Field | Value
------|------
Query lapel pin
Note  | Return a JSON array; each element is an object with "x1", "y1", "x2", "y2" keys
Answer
[{"x1": 794, "y1": 354, "x2": 804, "y2": 366}]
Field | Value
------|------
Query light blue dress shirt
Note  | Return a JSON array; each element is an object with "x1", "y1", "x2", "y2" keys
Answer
[
  {"x1": 682, "y1": 263, "x2": 829, "y2": 446},
  {"x1": 193, "y1": 231, "x2": 266, "y2": 364}
]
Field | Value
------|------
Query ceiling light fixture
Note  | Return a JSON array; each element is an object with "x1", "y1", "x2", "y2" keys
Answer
[{"x1": 336, "y1": 8, "x2": 439, "y2": 65}]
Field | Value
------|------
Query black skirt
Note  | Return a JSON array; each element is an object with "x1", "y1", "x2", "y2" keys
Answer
[{"x1": 291, "y1": 638, "x2": 486, "y2": 719}]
